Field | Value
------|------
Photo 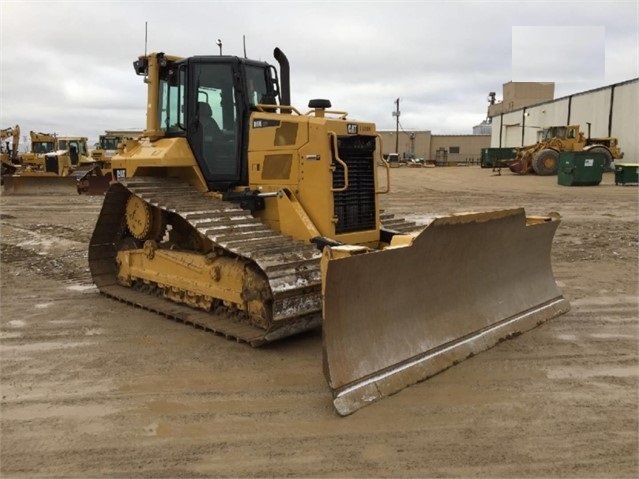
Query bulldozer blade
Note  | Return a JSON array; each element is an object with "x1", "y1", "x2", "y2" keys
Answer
[
  {"x1": 2, "y1": 175, "x2": 80, "y2": 195},
  {"x1": 77, "y1": 175, "x2": 112, "y2": 195},
  {"x1": 322, "y1": 208, "x2": 570, "y2": 416}
]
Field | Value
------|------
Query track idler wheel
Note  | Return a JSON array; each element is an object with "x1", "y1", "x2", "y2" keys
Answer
[{"x1": 125, "y1": 195, "x2": 166, "y2": 241}]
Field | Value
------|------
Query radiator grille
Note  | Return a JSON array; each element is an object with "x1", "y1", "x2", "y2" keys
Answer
[{"x1": 332, "y1": 135, "x2": 376, "y2": 234}]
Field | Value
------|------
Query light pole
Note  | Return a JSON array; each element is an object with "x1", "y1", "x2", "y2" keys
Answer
[
  {"x1": 392, "y1": 98, "x2": 400, "y2": 154},
  {"x1": 216, "y1": 39, "x2": 222, "y2": 56}
]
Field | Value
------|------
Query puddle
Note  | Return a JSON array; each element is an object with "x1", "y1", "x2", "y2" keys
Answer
[
  {"x1": 6, "y1": 320, "x2": 26, "y2": 328},
  {"x1": 66, "y1": 284, "x2": 97, "y2": 292},
  {"x1": 556, "y1": 334, "x2": 577, "y2": 341},
  {"x1": 0, "y1": 340, "x2": 96, "y2": 353},
  {"x1": 84, "y1": 328, "x2": 104, "y2": 336},
  {"x1": 0, "y1": 331, "x2": 23, "y2": 339},
  {"x1": 17, "y1": 235, "x2": 78, "y2": 253},
  {"x1": 35, "y1": 303, "x2": 54, "y2": 309}
]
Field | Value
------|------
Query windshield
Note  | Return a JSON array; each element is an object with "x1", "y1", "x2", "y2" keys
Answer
[
  {"x1": 32, "y1": 141, "x2": 54, "y2": 154},
  {"x1": 544, "y1": 127, "x2": 566, "y2": 140},
  {"x1": 59, "y1": 140, "x2": 87, "y2": 155},
  {"x1": 100, "y1": 137, "x2": 121, "y2": 150}
]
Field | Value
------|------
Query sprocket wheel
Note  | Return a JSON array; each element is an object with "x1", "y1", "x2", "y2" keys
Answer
[{"x1": 125, "y1": 195, "x2": 166, "y2": 241}]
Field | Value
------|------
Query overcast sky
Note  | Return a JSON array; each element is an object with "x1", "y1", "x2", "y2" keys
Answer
[{"x1": 1, "y1": 1, "x2": 637, "y2": 145}]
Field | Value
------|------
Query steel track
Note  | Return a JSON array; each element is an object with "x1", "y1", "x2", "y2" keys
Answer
[{"x1": 88, "y1": 177, "x2": 420, "y2": 346}]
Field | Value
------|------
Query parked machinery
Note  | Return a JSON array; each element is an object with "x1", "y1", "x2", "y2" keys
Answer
[
  {"x1": 508, "y1": 124, "x2": 624, "y2": 175},
  {"x1": 91, "y1": 129, "x2": 144, "y2": 166},
  {"x1": 88, "y1": 48, "x2": 570, "y2": 415},
  {"x1": 4, "y1": 132, "x2": 109, "y2": 195},
  {"x1": 0, "y1": 125, "x2": 21, "y2": 178}
]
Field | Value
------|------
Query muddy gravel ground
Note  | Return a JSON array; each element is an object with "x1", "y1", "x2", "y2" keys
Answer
[{"x1": 1, "y1": 167, "x2": 637, "y2": 478}]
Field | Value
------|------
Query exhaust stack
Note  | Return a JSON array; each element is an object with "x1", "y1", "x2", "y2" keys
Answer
[{"x1": 273, "y1": 48, "x2": 290, "y2": 106}]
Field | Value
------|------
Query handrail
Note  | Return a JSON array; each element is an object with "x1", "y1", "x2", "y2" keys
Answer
[
  {"x1": 376, "y1": 133, "x2": 390, "y2": 194},
  {"x1": 328, "y1": 131, "x2": 349, "y2": 193},
  {"x1": 253, "y1": 104, "x2": 302, "y2": 115},
  {"x1": 305, "y1": 110, "x2": 349, "y2": 120}
]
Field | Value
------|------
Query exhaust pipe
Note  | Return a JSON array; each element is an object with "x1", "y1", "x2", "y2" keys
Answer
[{"x1": 273, "y1": 48, "x2": 290, "y2": 106}]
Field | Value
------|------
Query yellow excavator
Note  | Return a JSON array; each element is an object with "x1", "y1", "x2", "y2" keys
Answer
[
  {"x1": 0, "y1": 125, "x2": 21, "y2": 179},
  {"x1": 89, "y1": 48, "x2": 570, "y2": 415}
]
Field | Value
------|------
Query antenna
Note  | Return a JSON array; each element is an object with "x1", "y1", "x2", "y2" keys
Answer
[{"x1": 243, "y1": 34, "x2": 247, "y2": 58}]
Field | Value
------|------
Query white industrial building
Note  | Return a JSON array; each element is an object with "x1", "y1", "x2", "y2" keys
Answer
[{"x1": 488, "y1": 78, "x2": 638, "y2": 162}]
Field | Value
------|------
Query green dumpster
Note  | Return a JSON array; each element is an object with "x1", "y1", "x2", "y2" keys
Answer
[
  {"x1": 480, "y1": 147, "x2": 518, "y2": 168},
  {"x1": 557, "y1": 151, "x2": 605, "y2": 186},
  {"x1": 615, "y1": 163, "x2": 639, "y2": 186}
]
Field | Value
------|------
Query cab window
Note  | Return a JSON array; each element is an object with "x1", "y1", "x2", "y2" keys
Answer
[
  {"x1": 159, "y1": 65, "x2": 186, "y2": 133},
  {"x1": 245, "y1": 65, "x2": 270, "y2": 106}
]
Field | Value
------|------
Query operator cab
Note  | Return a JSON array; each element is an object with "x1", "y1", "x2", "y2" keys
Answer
[{"x1": 139, "y1": 53, "x2": 281, "y2": 191}]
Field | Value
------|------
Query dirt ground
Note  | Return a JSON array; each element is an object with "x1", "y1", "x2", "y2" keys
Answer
[{"x1": 1, "y1": 166, "x2": 637, "y2": 478}]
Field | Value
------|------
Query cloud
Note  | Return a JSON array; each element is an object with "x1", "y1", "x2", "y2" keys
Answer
[{"x1": 1, "y1": 0, "x2": 637, "y2": 143}]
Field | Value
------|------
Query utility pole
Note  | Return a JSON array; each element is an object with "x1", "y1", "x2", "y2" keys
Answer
[{"x1": 392, "y1": 98, "x2": 400, "y2": 154}]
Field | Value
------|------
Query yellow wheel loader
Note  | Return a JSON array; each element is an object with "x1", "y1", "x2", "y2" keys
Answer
[
  {"x1": 507, "y1": 124, "x2": 623, "y2": 175},
  {"x1": 89, "y1": 49, "x2": 570, "y2": 415}
]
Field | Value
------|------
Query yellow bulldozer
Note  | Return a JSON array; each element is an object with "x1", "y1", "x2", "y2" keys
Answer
[
  {"x1": 3, "y1": 132, "x2": 110, "y2": 195},
  {"x1": 87, "y1": 130, "x2": 144, "y2": 194},
  {"x1": 88, "y1": 48, "x2": 570, "y2": 415},
  {"x1": 91, "y1": 129, "x2": 144, "y2": 165},
  {"x1": 507, "y1": 124, "x2": 623, "y2": 175}
]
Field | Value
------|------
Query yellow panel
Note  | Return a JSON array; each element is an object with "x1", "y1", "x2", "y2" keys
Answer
[
  {"x1": 262, "y1": 154, "x2": 292, "y2": 180},
  {"x1": 274, "y1": 122, "x2": 299, "y2": 146}
]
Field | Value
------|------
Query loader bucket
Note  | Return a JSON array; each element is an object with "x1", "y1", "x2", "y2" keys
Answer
[
  {"x1": 2, "y1": 175, "x2": 80, "y2": 195},
  {"x1": 321, "y1": 208, "x2": 570, "y2": 416}
]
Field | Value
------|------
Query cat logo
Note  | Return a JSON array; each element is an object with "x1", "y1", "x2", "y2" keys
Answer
[{"x1": 347, "y1": 124, "x2": 358, "y2": 134}]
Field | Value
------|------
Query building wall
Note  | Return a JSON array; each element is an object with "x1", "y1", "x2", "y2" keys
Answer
[
  {"x1": 488, "y1": 81, "x2": 555, "y2": 117},
  {"x1": 429, "y1": 135, "x2": 491, "y2": 164},
  {"x1": 378, "y1": 131, "x2": 490, "y2": 164},
  {"x1": 569, "y1": 89, "x2": 610, "y2": 136},
  {"x1": 503, "y1": 82, "x2": 555, "y2": 102},
  {"x1": 612, "y1": 81, "x2": 638, "y2": 159},
  {"x1": 490, "y1": 78, "x2": 638, "y2": 161},
  {"x1": 378, "y1": 130, "x2": 431, "y2": 159}
]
